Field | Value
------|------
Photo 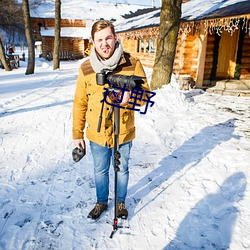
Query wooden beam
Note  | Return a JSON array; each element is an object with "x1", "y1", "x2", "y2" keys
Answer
[{"x1": 195, "y1": 32, "x2": 207, "y2": 87}]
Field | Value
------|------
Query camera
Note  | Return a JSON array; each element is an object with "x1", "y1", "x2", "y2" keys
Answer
[
  {"x1": 72, "y1": 146, "x2": 86, "y2": 162},
  {"x1": 96, "y1": 70, "x2": 144, "y2": 89}
]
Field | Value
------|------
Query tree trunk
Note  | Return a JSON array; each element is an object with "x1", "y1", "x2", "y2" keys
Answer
[
  {"x1": 22, "y1": 0, "x2": 35, "y2": 75},
  {"x1": 151, "y1": 0, "x2": 182, "y2": 90},
  {"x1": 53, "y1": 0, "x2": 61, "y2": 70},
  {"x1": 0, "y1": 37, "x2": 11, "y2": 71}
]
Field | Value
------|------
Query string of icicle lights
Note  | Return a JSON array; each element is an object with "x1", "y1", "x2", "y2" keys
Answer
[{"x1": 179, "y1": 16, "x2": 250, "y2": 36}]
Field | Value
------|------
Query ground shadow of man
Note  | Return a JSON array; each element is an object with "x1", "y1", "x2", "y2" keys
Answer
[
  {"x1": 164, "y1": 172, "x2": 247, "y2": 249},
  {"x1": 128, "y1": 119, "x2": 239, "y2": 216}
]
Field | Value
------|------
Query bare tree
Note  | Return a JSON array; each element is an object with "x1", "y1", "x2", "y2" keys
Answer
[
  {"x1": 0, "y1": 37, "x2": 11, "y2": 71},
  {"x1": 29, "y1": 0, "x2": 47, "y2": 8},
  {"x1": 0, "y1": 0, "x2": 24, "y2": 39},
  {"x1": 151, "y1": 0, "x2": 182, "y2": 90},
  {"x1": 0, "y1": 0, "x2": 23, "y2": 71},
  {"x1": 53, "y1": 0, "x2": 61, "y2": 70},
  {"x1": 22, "y1": 0, "x2": 35, "y2": 75}
]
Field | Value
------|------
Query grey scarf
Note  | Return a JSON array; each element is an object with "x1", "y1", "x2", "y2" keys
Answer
[{"x1": 90, "y1": 41, "x2": 123, "y2": 73}]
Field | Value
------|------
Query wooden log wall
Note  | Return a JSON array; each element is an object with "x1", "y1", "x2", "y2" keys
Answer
[
  {"x1": 61, "y1": 38, "x2": 74, "y2": 52},
  {"x1": 120, "y1": 38, "x2": 156, "y2": 68},
  {"x1": 183, "y1": 35, "x2": 198, "y2": 79},
  {"x1": 240, "y1": 35, "x2": 250, "y2": 79},
  {"x1": 173, "y1": 34, "x2": 199, "y2": 80},
  {"x1": 72, "y1": 38, "x2": 87, "y2": 56},
  {"x1": 41, "y1": 37, "x2": 53, "y2": 58},
  {"x1": 32, "y1": 18, "x2": 86, "y2": 29},
  {"x1": 134, "y1": 53, "x2": 156, "y2": 68},
  {"x1": 120, "y1": 31, "x2": 200, "y2": 78},
  {"x1": 120, "y1": 39, "x2": 137, "y2": 54},
  {"x1": 173, "y1": 34, "x2": 185, "y2": 75},
  {"x1": 41, "y1": 37, "x2": 86, "y2": 58}
]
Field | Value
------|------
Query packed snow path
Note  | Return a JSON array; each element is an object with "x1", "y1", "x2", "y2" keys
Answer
[{"x1": 0, "y1": 59, "x2": 250, "y2": 249}]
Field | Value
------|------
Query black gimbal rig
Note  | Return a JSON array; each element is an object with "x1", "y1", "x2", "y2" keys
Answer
[{"x1": 96, "y1": 70, "x2": 144, "y2": 238}]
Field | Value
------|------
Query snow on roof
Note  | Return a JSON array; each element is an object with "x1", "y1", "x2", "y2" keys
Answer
[
  {"x1": 30, "y1": 0, "x2": 151, "y2": 20},
  {"x1": 114, "y1": 8, "x2": 160, "y2": 32},
  {"x1": 114, "y1": 0, "x2": 250, "y2": 33},
  {"x1": 40, "y1": 27, "x2": 91, "y2": 39},
  {"x1": 182, "y1": 0, "x2": 250, "y2": 21}
]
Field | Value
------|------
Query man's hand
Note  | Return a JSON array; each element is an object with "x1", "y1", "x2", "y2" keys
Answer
[
  {"x1": 74, "y1": 139, "x2": 85, "y2": 149},
  {"x1": 115, "y1": 90, "x2": 130, "y2": 105},
  {"x1": 120, "y1": 91, "x2": 130, "y2": 104}
]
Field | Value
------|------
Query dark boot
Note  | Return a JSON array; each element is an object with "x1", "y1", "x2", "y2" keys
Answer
[
  {"x1": 87, "y1": 202, "x2": 108, "y2": 220},
  {"x1": 117, "y1": 202, "x2": 128, "y2": 219}
]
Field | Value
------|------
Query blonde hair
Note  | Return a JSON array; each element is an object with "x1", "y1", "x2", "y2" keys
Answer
[{"x1": 91, "y1": 20, "x2": 116, "y2": 40}]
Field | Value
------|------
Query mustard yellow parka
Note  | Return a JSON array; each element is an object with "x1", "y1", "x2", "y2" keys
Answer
[{"x1": 72, "y1": 52, "x2": 150, "y2": 148}]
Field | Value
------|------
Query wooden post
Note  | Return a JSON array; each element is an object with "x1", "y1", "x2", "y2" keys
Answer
[{"x1": 195, "y1": 32, "x2": 207, "y2": 88}]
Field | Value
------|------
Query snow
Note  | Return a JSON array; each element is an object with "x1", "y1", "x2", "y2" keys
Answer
[
  {"x1": 93, "y1": 0, "x2": 161, "y2": 7},
  {"x1": 40, "y1": 27, "x2": 92, "y2": 39},
  {"x1": 114, "y1": 9, "x2": 160, "y2": 32},
  {"x1": 0, "y1": 48, "x2": 250, "y2": 249},
  {"x1": 30, "y1": 0, "x2": 152, "y2": 20}
]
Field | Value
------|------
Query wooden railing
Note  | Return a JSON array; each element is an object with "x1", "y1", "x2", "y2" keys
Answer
[{"x1": 46, "y1": 51, "x2": 83, "y2": 61}]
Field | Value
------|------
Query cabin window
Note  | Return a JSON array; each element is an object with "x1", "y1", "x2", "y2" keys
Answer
[
  {"x1": 137, "y1": 39, "x2": 141, "y2": 53},
  {"x1": 137, "y1": 38, "x2": 156, "y2": 54},
  {"x1": 150, "y1": 38, "x2": 155, "y2": 53},
  {"x1": 137, "y1": 39, "x2": 143, "y2": 53}
]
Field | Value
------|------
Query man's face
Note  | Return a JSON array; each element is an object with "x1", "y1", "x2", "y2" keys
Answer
[{"x1": 93, "y1": 27, "x2": 117, "y2": 60}]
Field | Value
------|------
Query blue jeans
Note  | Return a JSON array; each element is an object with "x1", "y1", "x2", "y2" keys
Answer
[{"x1": 90, "y1": 140, "x2": 132, "y2": 205}]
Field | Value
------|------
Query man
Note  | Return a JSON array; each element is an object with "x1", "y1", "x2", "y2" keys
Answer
[{"x1": 72, "y1": 20, "x2": 150, "y2": 220}]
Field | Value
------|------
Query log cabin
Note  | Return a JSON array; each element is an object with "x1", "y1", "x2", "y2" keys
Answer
[
  {"x1": 30, "y1": 1, "x2": 152, "y2": 61},
  {"x1": 31, "y1": 18, "x2": 92, "y2": 60},
  {"x1": 115, "y1": 0, "x2": 250, "y2": 94}
]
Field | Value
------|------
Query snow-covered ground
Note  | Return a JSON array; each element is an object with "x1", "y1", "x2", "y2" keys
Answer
[{"x1": 0, "y1": 49, "x2": 250, "y2": 250}]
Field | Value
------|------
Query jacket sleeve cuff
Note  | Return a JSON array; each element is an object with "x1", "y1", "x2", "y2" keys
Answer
[{"x1": 72, "y1": 130, "x2": 84, "y2": 140}]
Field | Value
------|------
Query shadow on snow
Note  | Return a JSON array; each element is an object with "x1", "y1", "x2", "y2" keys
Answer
[
  {"x1": 164, "y1": 172, "x2": 247, "y2": 249},
  {"x1": 127, "y1": 118, "x2": 243, "y2": 248},
  {"x1": 0, "y1": 100, "x2": 73, "y2": 117}
]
